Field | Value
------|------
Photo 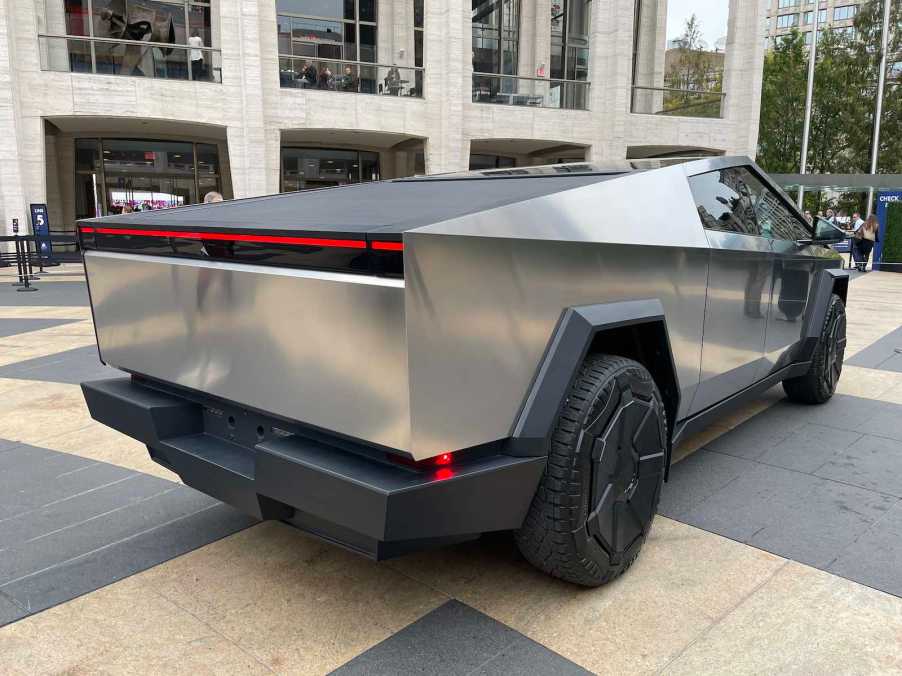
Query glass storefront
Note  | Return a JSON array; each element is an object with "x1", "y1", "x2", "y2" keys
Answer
[
  {"x1": 56, "y1": 0, "x2": 216, "y2": 81},
  {"x1": 551, "y1": 0, "x2": 591, "y2": 109},
  {"x1": 74, "y1": 138, "x2": 222, "y2": 218},
  {"x1": 281, "y1": 147, "x2": 380, "y2": 192}
]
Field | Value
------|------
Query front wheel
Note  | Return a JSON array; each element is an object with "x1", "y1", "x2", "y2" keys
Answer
[
  {"x1": 515, "y1": 354, "x2": 668, "y2": 587},
  {"x1": 783, "y1": 293, "x2": 846, "y2": 404}
]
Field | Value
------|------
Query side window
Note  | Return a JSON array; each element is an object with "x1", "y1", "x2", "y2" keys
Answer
[
  {"x1": 749, "y1": 184, "x2": 812, "y2": 241},
  {"x1": 688, "y1": 168, "x2": 761, "y2": 236}
]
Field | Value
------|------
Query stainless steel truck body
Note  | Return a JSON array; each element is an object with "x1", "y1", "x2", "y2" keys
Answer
[{"x1": 80, "y1": 157, "x2": 849, "y2": 585}]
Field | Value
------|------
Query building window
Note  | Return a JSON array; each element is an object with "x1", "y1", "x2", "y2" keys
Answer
[
  {"x1": 42, "y1": 0, "x2": 218, "y2": 81},
  {"x1": 414, "y1": 0, "x2": 423, "y2": 94},
  {"x1": 631, "y1": 0, "x2": 728, "y2": 118},
  {"x1": 276, "y1": 0, "x2": 422, "y2": 96},
  {"x1": 550, "y1": 0, "x2": 591, "y2": 110},
  {"x1": 74, "y1": 138, "x2": 222, "y2": 218},
  {"x1": 472, "y1": 0, "x2": 520, "y2": 77},
  {"x1": 777, "y1": 0, "x2": 800, "y2": 8},
  {"x1": 833, "y1": 5, "x2": 857, "y2": 21},
  {"x1": 281, "y1": 147, "x2": 380, "y2": 192},
  {"x1": 803, "y1": 9, "x2": 826, "y2": 25},
  {"x1": 776, "y1": 14, "x2": 799, "y2": 29}
]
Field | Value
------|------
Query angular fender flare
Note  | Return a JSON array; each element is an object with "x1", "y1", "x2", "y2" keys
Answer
[
  {"x1": 793, "y1": 267, "x2": 850, "y2": 364},
  {"x1": 506, "y1": 299, "x2": 681, "y2": 472}
]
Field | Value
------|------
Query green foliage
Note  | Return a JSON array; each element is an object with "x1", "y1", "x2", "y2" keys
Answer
[
  {"x1": 883, "y1": 203, "x2": 902, "y2": 265},
  {"x1": 757, "y1": 0, "x2": 902, "y2": 175},
  {"x1": 662, "y1": 14, "x2": 724, "y2": 118}
]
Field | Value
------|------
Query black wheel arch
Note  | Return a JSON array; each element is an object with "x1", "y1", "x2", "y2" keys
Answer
[
  {"x1": 794, "y1": 267, "x2": 850, "y2": 364},
  {"x1": 507, "y1": 299, "x2": 680, "y2": 471}
]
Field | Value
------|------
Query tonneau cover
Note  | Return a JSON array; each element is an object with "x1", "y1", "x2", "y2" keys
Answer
[{"x1": 79, "y1": 172, "x2": 622, "y2": 236}]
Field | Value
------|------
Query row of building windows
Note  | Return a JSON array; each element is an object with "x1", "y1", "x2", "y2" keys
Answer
[
  {"x1": 775, "y1": 5, "x2": 857, "y2": 29},
  {"x1": 44, "y1": 1, "x2": 732, "y2": 117}
]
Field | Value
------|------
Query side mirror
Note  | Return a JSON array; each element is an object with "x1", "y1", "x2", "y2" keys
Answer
[{"x1": 810, "y1": 218, "x2": 848, "y2": 245}]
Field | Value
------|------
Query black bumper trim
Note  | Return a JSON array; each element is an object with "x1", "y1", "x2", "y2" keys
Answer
[{"x1": 81, "y1": 377, "x2": 545, "y2": 559}]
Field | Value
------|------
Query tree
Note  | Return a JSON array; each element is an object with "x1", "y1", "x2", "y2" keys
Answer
[
  {"x1": 663, "y1": 15, "x2": 724, "y2": 118},
  {"x1": 758, "y1": 0, "x2": 902, "y2": 181},
  {"x1": 757, "y1": 30, "x2": 808, "y2": 173}
]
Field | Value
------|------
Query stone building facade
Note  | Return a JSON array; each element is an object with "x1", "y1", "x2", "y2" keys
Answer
[{"x1": 0, "y1": 0, "x2": 768, "y2": 240}]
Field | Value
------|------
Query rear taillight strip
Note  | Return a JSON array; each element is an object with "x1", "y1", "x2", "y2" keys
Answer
[
  {"x1": 80, "y1": 226, "x2": 404, "y2": 251},
  {"x1": 80, "y1": 226, "x2": 367, "y2": 249}
]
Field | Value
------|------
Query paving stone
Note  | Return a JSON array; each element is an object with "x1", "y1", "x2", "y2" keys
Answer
[
  {"x1": 855, "y1": 403, "x2": 902, "y2": 442},
  {"x1": 815, "y1": 434, "x2": 902, "y2": 498},
  {"x1": 786, "y1": 395, "x2": 889, "y2": 434},
  {"x1": 704, "y1": 408, "x2": 802, "y2": 460},
  {"x1": 0, "y1": 473, "x2": 172, "y2": 544},
  {"x1": 0, "y1": 502, "x2": 256, "y2": 623},
  {"x1": 828, "y1": 501, "x2": 902, "y2": 598},
  {"x1": 0, "y1": 345, "x2": 119, "y2": 385},
  {"x1": 0, "y1": 318, "x2": 80, "y2": 339},
  {"x1": 658, "y1": 450, "x2": 754, "y2": 518},
  {"x1": 846, "y1": 326, "x2": 902, "y2": 369},
  {"x1": 332, "y1": 600, "x2": 590, "y2": 676},
  {"x1": 471, "y1": 634, "x2": 592, "y2": 675},
  {"x1": 0, "y1": 445, "x2": 133, "y2": 521},
  {"x1": 678, "y1": 463, "x2": 823, "y2": 543},
  {"x1": 747, "y1": 479, "x2": 898, "y2": 569},
  {"x1": 0, "y1": 592, "x2": 26, "y2": 626},
  {"x1": 757, "y1": 424, "x2": 863, "y2": 474},
  {"x1": 0, "y1": 486, "x2": 215, "y2": 582},
  {"x1": 0, "y1": 281, "x2": 89, "y2": 307}
]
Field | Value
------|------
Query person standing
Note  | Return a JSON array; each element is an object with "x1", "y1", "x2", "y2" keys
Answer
[
  {"x1": 853, "y1": 215, "x2": 879, "y2": 272},
  {"x1": 188, "y1": 29, "x2": 205, "y2": 81}
]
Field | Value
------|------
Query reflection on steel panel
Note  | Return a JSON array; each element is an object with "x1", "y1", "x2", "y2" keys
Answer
[{"x1": 85, "y1": 251, "x2": 410, "y2": 452}]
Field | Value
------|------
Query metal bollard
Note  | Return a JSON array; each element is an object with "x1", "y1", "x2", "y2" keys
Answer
[
  {"x1": 15, "y1": 237, "x2": 37, "y2": 292},
  {"x1": 25, "y1": 237, "x2": 39, "y2": 281}
]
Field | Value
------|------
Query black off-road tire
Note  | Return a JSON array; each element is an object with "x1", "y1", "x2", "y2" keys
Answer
[
  {"x1": 783, "y1": 293, "x2": 846, "y2": 404},
  {"x1": 515, "y1": 354, "x2": 668, "y2": 587}
]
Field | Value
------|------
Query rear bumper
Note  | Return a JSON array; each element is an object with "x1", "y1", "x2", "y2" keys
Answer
[{"x1": 81, "y1": 377, "x2": 545, "y2": 559}]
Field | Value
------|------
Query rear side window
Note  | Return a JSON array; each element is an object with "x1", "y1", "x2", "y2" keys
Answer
[
  {"x1": 751, "y1": 186, "x2": 812, "y2": 241},
  {"x1": 688, "y1": 168, "x2": 761, "y2": 236}
]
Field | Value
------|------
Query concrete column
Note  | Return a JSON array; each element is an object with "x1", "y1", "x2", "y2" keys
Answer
[
  {"x1": 220, "y1": 0, "x2": 270, "y2": 198},
  {"x1": 585, "y1": 0, "x2": 635, "y2": 160},
  {"x1": 722, "y1": 0, "x2": 767, "y2": 155},
  {"x1": 424, "y1": 0, "x2": 468, "y2": 174}
]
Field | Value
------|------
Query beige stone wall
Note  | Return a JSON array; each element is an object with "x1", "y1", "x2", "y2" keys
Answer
[{"x1": 0, "y1": 0, "x2": 769, "y2": 237}]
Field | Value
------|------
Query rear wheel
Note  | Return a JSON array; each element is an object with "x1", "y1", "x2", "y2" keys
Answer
[
  {"x1": 515, "y1": 354, "x2": 667, "y2": 587},
  {"x1": 783, "y1": 293, "x2": 846, "y2": 404}
]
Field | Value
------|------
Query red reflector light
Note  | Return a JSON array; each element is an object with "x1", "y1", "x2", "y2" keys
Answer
[
  {"x1": 436, "y1": 452, "x2": 453, "y2": 465},
  {"x1": 435, "y1": 468, "x2": 454, "y2": 481},
  {"x1": 80, "y1": 226, "x2": 95, "y2": 233},
  {"x1": 87, "y1": 227, "x2": 366, "y2": 249},
  {"x1": 371, "y1": 241, "x2": 404, "y2": 251}
]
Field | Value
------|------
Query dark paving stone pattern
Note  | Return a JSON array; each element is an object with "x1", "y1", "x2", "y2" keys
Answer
[
  {"x1": 0, "y1": 440, "x2": 256, "y2": 627},
  {"x1": 0, "y1": 345, "x2": 119, "y2": 384},
  {"x1": 847, "y1": 326, "x2": 902, "y2": 373},
  {"x1": 660, "y1": 393, "x2": 902, "y2": 598},
  {"x1": 0, "y1": 317, "x2": 81, "y2": 339},
  {"x1": 0, "y1": 281, "x2": 89, "y2": 307},
  {"x1": 332, "y1": 600, "x2": 591, "y2": 676}
]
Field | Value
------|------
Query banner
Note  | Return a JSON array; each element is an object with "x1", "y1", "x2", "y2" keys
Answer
[{"x1": 29, "y1": 203, "x2": 54, "y2": 261}]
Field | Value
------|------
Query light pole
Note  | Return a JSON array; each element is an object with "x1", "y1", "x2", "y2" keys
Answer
[
  {"x1": 866, "y1": 0, "x2": 892, "y2": 218},
  {"x1": 798, "y1": 7, "x2": 821, "y2": 207}
]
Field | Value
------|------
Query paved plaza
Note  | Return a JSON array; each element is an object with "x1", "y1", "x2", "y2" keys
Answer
[{"x1": 1, "y1": 264, "x2": 901, "y2": 674}]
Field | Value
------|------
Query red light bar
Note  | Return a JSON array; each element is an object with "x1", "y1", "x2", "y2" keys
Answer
[
  {"x1": 371, "y1": 241, "x2": 404, "y2": 251},
  {"x1": 80, "y1": 226, "x2": 96, "y2": 233},
  {"x1": 86, "y1": 227, "x2": 366, "y2": 249}
]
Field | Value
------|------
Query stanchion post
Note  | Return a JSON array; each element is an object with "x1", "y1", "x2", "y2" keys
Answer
[
  {"x1": 25, "y1": 236, "x2": 39, "y2": 281},
  {"x1": 13, "y1": 236, "x2": 37, "y2": 291},
  {"x1": 13, "y1": 235, "x2": 26, "y2": 286}
]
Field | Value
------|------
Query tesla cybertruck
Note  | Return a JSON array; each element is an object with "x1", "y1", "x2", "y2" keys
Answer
[{"x1": 79, "y1": 157, "x2": 849, "y2": 586}]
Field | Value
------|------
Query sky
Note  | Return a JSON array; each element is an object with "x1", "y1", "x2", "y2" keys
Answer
[{"x1": 666, "y1": 0, "x2": 730, "y2": 49}]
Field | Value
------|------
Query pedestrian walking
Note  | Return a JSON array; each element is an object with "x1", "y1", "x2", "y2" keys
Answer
[{"x1": 852, "y1": 214, "x2": 879, "y2": 272}]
